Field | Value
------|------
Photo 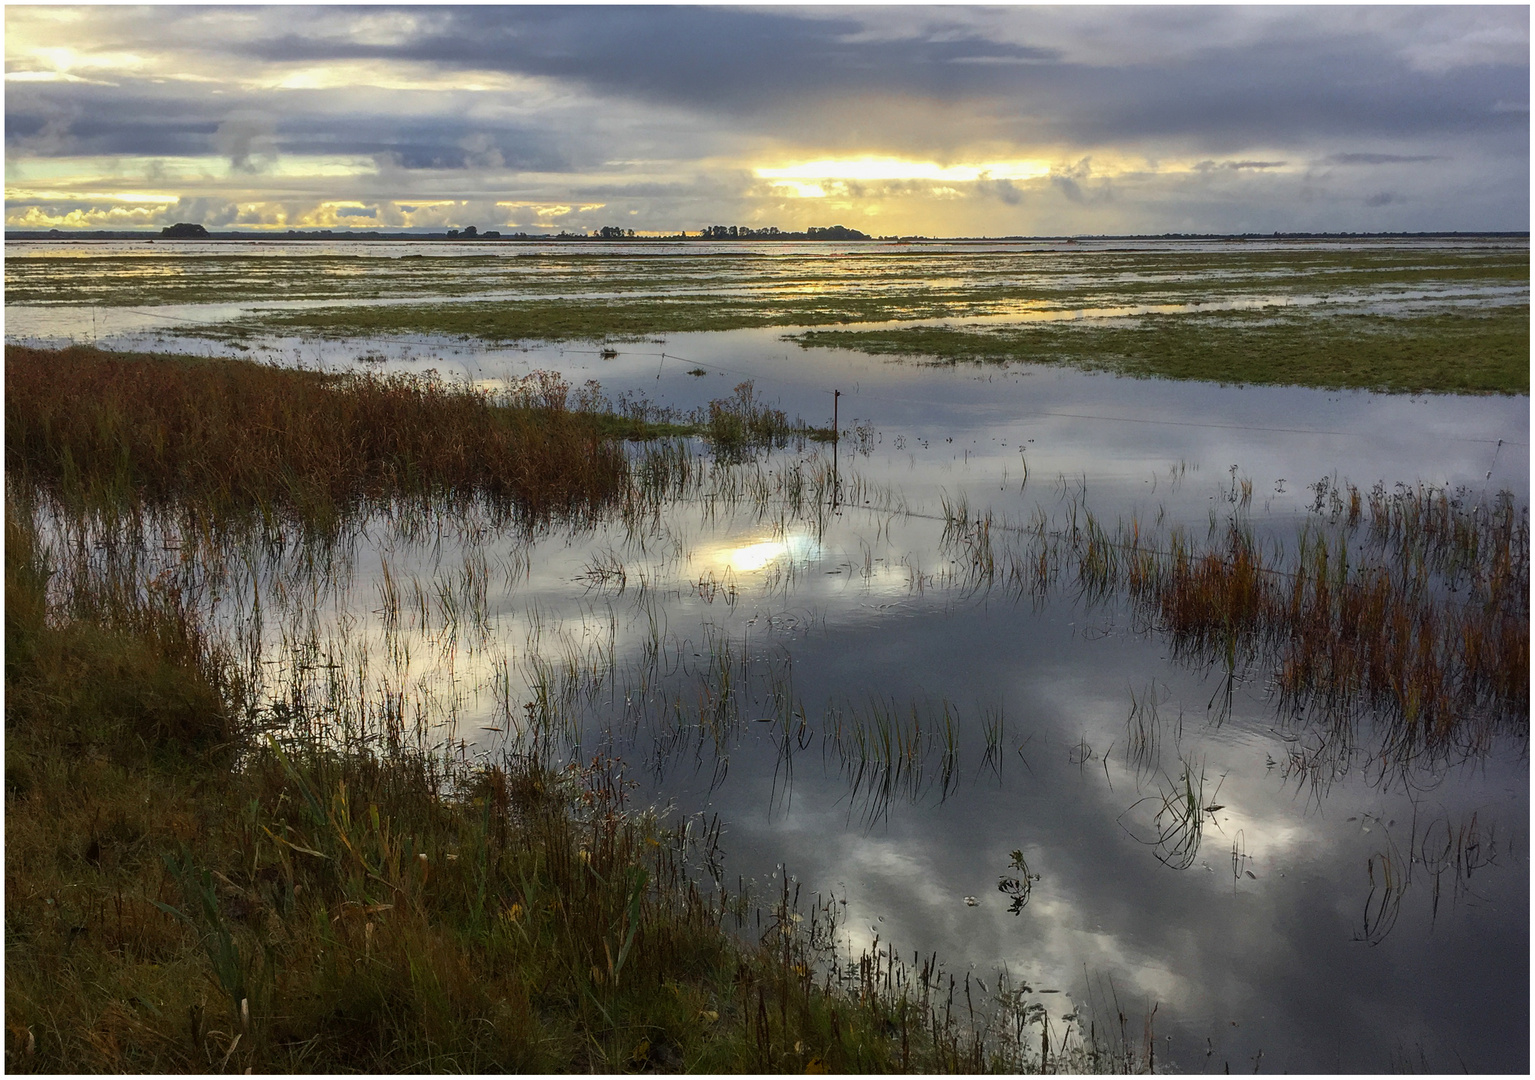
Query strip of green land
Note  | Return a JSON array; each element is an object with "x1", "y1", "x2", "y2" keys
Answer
[
  {"x1": 194, "y1": 295, "x2": 961, "y2": 341},
  {"x1": 792, "y1": 305, "x2": 1531, "y2": 395},
  {"x1": 8, "y1": 246, "x2": 1527, "y2": 308}
]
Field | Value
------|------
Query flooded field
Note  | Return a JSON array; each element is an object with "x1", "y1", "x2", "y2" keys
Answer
[{"x1": 7, "y1": 238, "x2": 1529, "y2": 1071}]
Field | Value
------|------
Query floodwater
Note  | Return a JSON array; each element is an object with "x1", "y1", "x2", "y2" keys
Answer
[{"x1": 7, "y1": 240, "x2": 1529, "y2": 1072}]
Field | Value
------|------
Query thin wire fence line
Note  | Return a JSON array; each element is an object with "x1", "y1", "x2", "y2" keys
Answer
[
  {"x1": 745, "y1": 489, "x2": 1523, "y2": 594},
  {"x1": 21, "y1": 311, "x2": 1528, "y2": 450},
  {"x1": 600, "y1": 346, "x2": 1527, "y2": 449}
]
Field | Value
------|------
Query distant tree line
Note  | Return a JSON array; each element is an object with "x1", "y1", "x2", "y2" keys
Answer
[
  {"x1": 695, "y1": 224, "x2": 871, "y2": 240},
  {"x1": 29, "y1": 224, "x2": 1509, "y2": 244}
]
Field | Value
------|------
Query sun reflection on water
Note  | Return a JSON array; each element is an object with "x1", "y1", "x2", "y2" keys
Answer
[{"x1": 700, "y1": 532, "x2": 822, "y2": 574}]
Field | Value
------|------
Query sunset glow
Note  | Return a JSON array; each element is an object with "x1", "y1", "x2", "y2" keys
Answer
[
  {"x1": 756, "y1": 158, "x2": 1054, "y2": 184},
  {"x1": 4, "y1": 6, "x2": 1526, "y2": 235}
]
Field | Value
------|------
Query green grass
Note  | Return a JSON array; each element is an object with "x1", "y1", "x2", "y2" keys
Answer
[
  {"x1": 195, "y1": 295, "x2": 957, "y2": 342},
  {"x1": 8, "y1": 246, "x2": 1526, "y2": 310},
  {"x1": 793, "y1": 305, "x2": 1531, "y2": 394},
  {"x1": 12, "y1": 247, "x2": 1526, "y2": 395}
]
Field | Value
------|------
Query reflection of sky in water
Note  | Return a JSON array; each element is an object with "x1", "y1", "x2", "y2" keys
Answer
[
  {"x1": 694, "y1": 531, "x2": 821, "y2": 574},
  {"x1": 10, "y1": 247, "x2": 1528, "y2": 1072}
]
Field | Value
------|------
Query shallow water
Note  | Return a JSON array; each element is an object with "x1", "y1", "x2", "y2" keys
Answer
[{"x1": 8, "y1": 242, "x2": 1529, "y2": 1072}]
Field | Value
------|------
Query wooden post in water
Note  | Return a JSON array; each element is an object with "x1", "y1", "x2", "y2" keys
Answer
[{"x1": 832, "y1": 389, "x2": 841, "y2": 510}]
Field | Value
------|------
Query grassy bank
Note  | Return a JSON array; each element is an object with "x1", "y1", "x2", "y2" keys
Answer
[
  {"x1": 794, "y1": 305, "x2": 1531, "y2": 395},
  {"x1": 7, "y1": 508, "x2": 1096, "y2": 1072}
]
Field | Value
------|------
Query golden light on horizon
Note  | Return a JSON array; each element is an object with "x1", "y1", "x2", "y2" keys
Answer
[
  {"x1": 5, "y1": 189, "x2": 181, "y2": 204},
  {"x1": 756, "y1": 157, "x2": 1053, "y2": 185}
]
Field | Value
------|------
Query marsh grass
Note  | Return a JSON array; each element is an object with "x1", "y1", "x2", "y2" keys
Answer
[
  {"x1": 6, "y1": 501, "x2": 1147, "y2": 1074},
  {"x1": 6, "y1": 346, "x2": 831, "y2": 538},
  {"x1": 6, "y1": 345, "x2": 631, "y2": 528},
  {"x1": 820, "y1": 695, "x2": 962, "y2": 823},
  {"x1": 942, "y1": 480, "x2": 1529, "y2": 774},
  {"x1": 1118, "y1": 757, "x2": 1222, "y2": 870}
]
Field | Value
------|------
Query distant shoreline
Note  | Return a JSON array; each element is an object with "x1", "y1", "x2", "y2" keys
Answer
[{"x1": 6, "y1": 229, "x2": 1529, "y2": 243}]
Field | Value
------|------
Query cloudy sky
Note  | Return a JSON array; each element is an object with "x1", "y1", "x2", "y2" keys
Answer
[{"x1": 5, "y1": 5, "x2": 1529, "y2": 236}]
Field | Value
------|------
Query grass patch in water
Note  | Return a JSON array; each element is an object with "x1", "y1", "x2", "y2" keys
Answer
[
  {"x1": 941, "y1": 480, "x2": 1529, "y2": 775},
  {"x1": 793, "y1": 305, "x2": 1530, "y2": 394},
  {"x1": 193, "y1": 295, "x2": 957, "y2": 342},
  {"x1": 5, "y1": 345, "x2": 629, "y2": 525},
  {"x1": 4, "y1": 346, "x2": 832, "y2": 530}
]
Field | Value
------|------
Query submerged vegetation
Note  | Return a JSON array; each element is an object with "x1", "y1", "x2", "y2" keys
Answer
[
  {"x1": 939, "y1": 478, "x2": 1530, "y2": 778},
  {"x1": 8, "y1": 244, "x2": 1526, "y2": 310},
  {"x1": 186, "y1": 294, "x2": 960, "y2": 342},
  {"x1": 795, "y1": 304, "x2": 1531, "y2": 394}
]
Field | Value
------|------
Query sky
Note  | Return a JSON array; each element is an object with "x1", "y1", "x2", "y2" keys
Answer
[{"x1": 4, "y1": 4, "x2": 1529, "y2": 236}]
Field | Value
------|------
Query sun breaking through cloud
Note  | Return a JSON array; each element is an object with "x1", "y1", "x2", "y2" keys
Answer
[{"x1": 5, "y1": 5, "x2": 1527, "y2": 235}]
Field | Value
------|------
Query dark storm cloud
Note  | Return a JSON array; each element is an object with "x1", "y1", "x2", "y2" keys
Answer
[
  {"x1": 220, "y1": 6, "x2": 1527, "y2": 153},
  {"x1": 9, "y1": 7, "x2": 1527, "y2": 166},
  {"x1": 242, "y1": 5, "x2": 1064, "y2": 108},
  {"x1": 5, "y1": 77, "x2": 571, "y2": 171},
  {"x1": 7, "y1": 80, "x2": 230, "y2": 156},
  {"x1": 999, "y1": 43, "x2": 1523, "y2": 153},
  {"x1": 1327, "y1": 152, "x2": 1443, "y2": 165},
  {"x1": 5, "y1": 83, "x2": 219, "y2": 157}
]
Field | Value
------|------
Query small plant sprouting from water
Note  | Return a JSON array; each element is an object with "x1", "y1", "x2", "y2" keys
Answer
[
  {"x1": 998, "y1": 850, "x2": 1040, "y2": 915},
  {"x1": 1118, "y1": 757, "x2": 1226, "y2": 871}
]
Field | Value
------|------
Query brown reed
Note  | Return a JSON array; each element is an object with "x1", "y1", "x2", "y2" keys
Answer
[
  {"x1": 949, "y1": 483, "x2": 1528, "y2": 765},
  {"x1": 5, "y1": 345, "x2": 629, "y2": 525}
]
